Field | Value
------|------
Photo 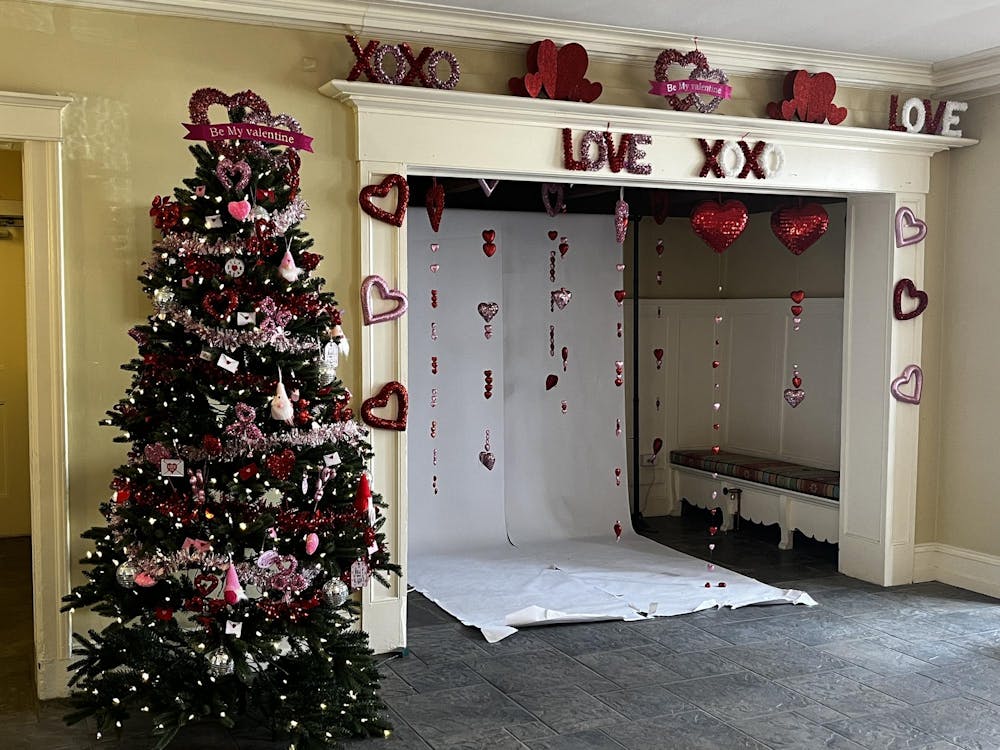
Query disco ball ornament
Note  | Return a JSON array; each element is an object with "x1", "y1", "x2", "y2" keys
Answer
[
  {"x1": 323, "y1": 578, "x2": 349, "y2": 607},
  {"x1": 115, "y1": 561, "x2": 138, "y2": 588},
  {"x1": 206, "y1": 647, "x2": 235, "y2": 678},
  {"x1": 153, "y1": 287, "x2": 175, "y2": 309},
  {"x1": 317, "y1": 362, "x2": 337, "y2": 386}
]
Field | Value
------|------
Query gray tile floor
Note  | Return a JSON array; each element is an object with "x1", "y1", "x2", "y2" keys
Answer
[{"x1": 4, "y1": 513, "x2": 1000, "y2": 749}]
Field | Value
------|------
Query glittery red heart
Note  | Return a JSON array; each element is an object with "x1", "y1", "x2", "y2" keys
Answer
[
  {"x1": 483, "y1": 243, "x2": 497, "y2": 258},
  {"x1": 522, "y1": 72, "x2": 544, "y2": 98},
  {"x1": 893, "y1": 278, "x2": 929, "y2": 321},
  {"x1": 771, "y1": 203, "x2": 830, "y2": 255},
  {"x1": 361, "y1": 381, "x2": 408, "y2": 431},
  {"x1": 265, "y1": 448, "x2": 296, "y2": 480},
  {"x1": 194, "y1": 573, "x2": 219, "y2": 597},
  {"x1": 558, "y1": 241, "x2": 569, "y2": 257},
  {"x1": 548, "y1": 230, "x2": 558, "y2": 240},
  {"x1": 359, "y1": 174, "x2": 409, "y2": 227},
  {"x1": 790, "y1": 290, "x2": 806, "y2": 304},
  {"x1": 614, "y1": 289, "x2": 627, "y2": 303},
  {"x1": 792, "y1": 376, "x2": 802, "y2": 388},
  {"x1": 690, "y1": 200, "x2": 748, "y2": 254},
  {"x1": 482, "y1": 229, "x2": 496, "y2": 242},
  {"x1": 791, "y1": 305, "x2": 803, "y2": 316},
  {"x1": 201, "y1": 289, "x2": 239, "y2": 320},
  {"x1": 425, "y1": 180, "x2": 445, "y2": 233},
  {"x1": 546, "y1": 374, "x2": 558, "y2": 390}
]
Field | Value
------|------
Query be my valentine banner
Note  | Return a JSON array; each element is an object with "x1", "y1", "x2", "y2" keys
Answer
[{"x1": 182, "y1": 122, "x2": 314, "y2": 152}]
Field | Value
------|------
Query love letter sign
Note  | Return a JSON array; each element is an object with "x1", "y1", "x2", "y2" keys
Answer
[
  {"x1": 346, "y1": 35, "x2": 460, "y2": 90},
  {"x1": 562, "y1": 129, "x2": 652, "y2": 174}
]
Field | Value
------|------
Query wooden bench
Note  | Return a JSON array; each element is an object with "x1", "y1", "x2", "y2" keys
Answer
[{"x1": 667, "y1": 449, "x2": 840, "y2": 550}]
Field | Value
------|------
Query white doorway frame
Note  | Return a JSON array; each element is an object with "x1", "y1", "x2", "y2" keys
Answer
[
  {"x1": 0, "y1": 91, "x2": 71, "y2": 699},
  {"x1": 321, "y1": 80, "x2": 974, "y2": 654}
]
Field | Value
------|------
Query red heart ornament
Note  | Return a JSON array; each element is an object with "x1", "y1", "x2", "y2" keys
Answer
[
  {"x1": 265, "y1": 448, "x2": 296, "y2": 480},
  {"x1": 791, "y1": 305, "x2": 803, "y2": 316},
  {"x1": 194, "y1": 573, "x2": 219, "y2": 597},
  {"x1": 558, "y1": 241, "x2": 569, "y2": 257},
  {"x1": 555, "y1": 43, "x2": 591, "y2": 100},
  {"x1": 482, "y1": 229, "x2": 496, "y2": 242},
  {"x1": 483, "y1": 243, "x2": 497, "y2": 258},
  {"x1": 573, "y1": 79, "x2": 603, "y2": 104},
  {"x1": 361, "y1": 381, "x2": 408, "y2": 431},
  {"x1": 545, "y1": 374, "x2": 558, "y2": 390},
  {"x1": 202, "y1": 289, "x2": 239, "y2": 320},
  {"x1": 536, "y1": 39, "x2": 559, "y2": 99},
  {"x1": 690, "y1": 200, "x2": 748, "y2": 254},
  {"x1": 238, "y1": 463, "x2": 258, "y2": 481},
  {"x1": 793, "y1": 70, "x2": 837, "y2": 123},
  {"x1": 893, "y1": 278, "x2": 929, "y2": 321},
  {"x1": 790, "y1": 290, "x2": 806, "y2": 304},
  {"x1": 653, "y1": 348, "x2": 664, "y2": 360},
  {"x1": 792, "y1": 376, "x2": 802, "y2": 388},
  {"x1": 614, "y1": 289, "x2": 627, "y2": 303},
  {"x1": 771, "y1": 203, "x2": 830, "y2": 255},
  {"x1": 359, "y1": 174, "x2": 409, "y2": 227},
  {"x1": 425, "y1": 179, "x2": 445, "y2": 233},
  {"x1": 522, "y1": 71, "x2": 544, "y2": 98},
  {"x1": 548, "y1": 230, "x2": 558, "y2": 240}
]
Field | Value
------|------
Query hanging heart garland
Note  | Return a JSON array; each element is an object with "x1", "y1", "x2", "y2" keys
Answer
[
  {"x1": 893, "y1": 278, "x2": 929, "y2": 321},
  {"x1": 894, "y1": 206, "x2": 927, "y2": 247},
  {"x1": 482, "y1": 229, "x2": 497, "y2": 257},
  {"x1": 361, "y1": 381, "x2": 408, "y2": 431},
  {"x1": 359, "y1": 174, "x2": 409, "y2": 227},
  {"x1": 890, "y1": 364, "x2": 923, "y2": 405},
  {"x1": 425, "y1": 178, "x2": 445, "y2": 232},
  {"x1": 360, "y1": 275, "x2": 408, "y2": 324},
  {"x1": 541, "y1": 183, "x2": 565, "y2": 217},
  {"x1": 615, "y1": 199, "x2": 629, "y2": 244},
  {"x1": 690, "y1": 200, "x2": 748, "y2": 254},
  {"x1": 770, "y1": 203, "x2": 830, "y2": 255}
]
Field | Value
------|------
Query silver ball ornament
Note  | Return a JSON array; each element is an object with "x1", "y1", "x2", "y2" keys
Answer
[
  {"x1": 115, "y1": 561, "x2": 138, "y2": 588},
  {"x1": 206, "y1": 647, "x2": 235, "y2": 677},
  {"x1": 323, "y1": 578, "x2": 349, "y2": 607}
]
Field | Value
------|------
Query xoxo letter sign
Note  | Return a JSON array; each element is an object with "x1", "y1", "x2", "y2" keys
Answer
[
  {"x1": 888, "y1": 95, "x2": 967, "y2": 136},
  {"x1": 346, "y1": 35, "x2": 460, "y2": 90},
  {"x1": 698, "y1": 138, "x2": 784, "y2": 180},
  {"x1": 562, "y1": 128, "x2": 653, "y2": 174}
]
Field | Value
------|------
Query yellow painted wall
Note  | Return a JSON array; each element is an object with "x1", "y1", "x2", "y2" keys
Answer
[
  {"x1": 0, "y1": 0, "x2": 970, "y2": 624},
  {"x1": 0, "y1": 148, "x2": 30, "y2": 537}
]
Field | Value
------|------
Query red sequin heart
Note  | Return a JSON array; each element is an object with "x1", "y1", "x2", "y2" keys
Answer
[
  {"x1": 202, "y1": 290, "x2": 239, "y2": 320},
  {"x1": 690, "y1": 200, "x2": 748, "y2": 254},
  {"x1": 790, "y1": 290, "x2": 806, "y2": 304},
  {"x1": 425, "y1": 179, "x2": 445, "y2": 233},
  {"x1": 361, "y1": 381, "x2": 408, "y2": 431},
  {"x1": 771, "y1": 203, "x2": 830, "y2": 255},
  {"x1": 359, "y1": 174, "x2": 409, "y2": 227},
  {"x1": 265, "y1": 448, "x2": 296, "y2": 480},
  {"x1": 791, "y1": 305, "x2": 803, "y2": 316}
]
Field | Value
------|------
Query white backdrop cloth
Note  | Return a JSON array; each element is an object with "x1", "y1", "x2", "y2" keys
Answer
[{"x1": 408, "y1": 207, "x2": 813, "y2": 641}]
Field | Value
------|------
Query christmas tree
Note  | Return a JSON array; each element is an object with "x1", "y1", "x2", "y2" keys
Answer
[{"x1": 62, "y1": 88, "x2": 399, "y2": 749}]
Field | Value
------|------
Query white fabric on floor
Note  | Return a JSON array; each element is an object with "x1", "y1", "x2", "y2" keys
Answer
[{"x1": 407, "y1": 208, "x2": 814, "y2": 642}]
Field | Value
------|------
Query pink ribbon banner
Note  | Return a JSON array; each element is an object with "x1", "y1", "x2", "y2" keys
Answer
[
  {"x1": 648, "y1": 79, "x2": 733, "y2": 99},
  {"x1": 182, "y1": 122, "x2": 314, "y2": 152}
]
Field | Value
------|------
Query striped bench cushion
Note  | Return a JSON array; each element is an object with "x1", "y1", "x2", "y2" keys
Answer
[{"x1": 669, "y1": 449, "x2": 840, "y2": 501}]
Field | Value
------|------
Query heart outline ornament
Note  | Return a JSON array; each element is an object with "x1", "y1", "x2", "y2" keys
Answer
[
  {"x1": 893, "y1": 278, "x2": 929, "y2": 321},
  {"x1": 360, "y1": 274, "x2": 408, "y2": 325},
  {"x1": 541, "y1": 183, "x2": 565, "y2": 217},
  {"x1": 689, "y1": 64, "x2": 730, "y2": 114},
  {"x1": 216, "y1": 159, "x2": 251, "y2": 193},
  {"x1": 890, "y1": 364, "x2": 923, "y2": 405},
  {"x1": 652, "y1": 48, "x2": 709, "y2": 111},
  {"x1": 477, "y1": 301, "x2": 499, "y2": 323},
  {"x1": 783, "y1": 388, "x2": 806, "y2": 408},
  {"x1": 894, "y1": 206, "x2": 927, "y2": 247},
  {"x1": 361, "y1": 381, "x2": 408, "y2": 431},
  {"x1": 359, "y1": 174, "x2": 409, "y2": 227}
]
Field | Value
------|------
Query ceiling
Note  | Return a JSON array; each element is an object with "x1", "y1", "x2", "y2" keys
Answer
[{"x1": 402, "y1": 0, "x2": 1000, "y2": 62}]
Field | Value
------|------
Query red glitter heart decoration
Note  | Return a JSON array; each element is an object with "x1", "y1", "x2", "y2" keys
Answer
[
  {"x1": 614, "y1": 289, "x2": 627, "y2": 303},
  {"x1": 771, "y1": 203, "x2": 829, "y2": 255},
  {"x1": 690, "y1": 200, "x2": 748, "y2": 254},
  {"x1": 790, "y1": 290, "x2": 806, "y2": 304},
  {"x1": 791, "y1": 305, "x2": 803, "y2": 316},
  {"x1": 522, "y1": 72, "x2": 544, "y2": 98},
  {"x1": 792, "y1": 376, "x2": 802, "y2": 388},
  {"x1": 767, "y1": 70, "x2": 847, "y2": 125},
  {"x1": 187, "y1": 88, "x2": 272, "y2": 158},
  {"x1": 425, "y1": 179, "x2": 445, "y2": 233},
  {"x1": 194, "y1": 573, "x2": 219, "y2": 597},
  {"x1": 361, "y1": 381, "x2": 408, "y2": 431},
  {"x1": 483, "y1": 229, "x2": 496, "y2": 242},
  {"x1": 548, "y1": 230, "x2": 558, "y2": 240},
  {"x1": 546, "y1": 374, "x2": 558, "y2": 390},
  {"x1": 359, "y1": 174, "x2": 409, "y2": 227},
  {"x1": 509, "y1": 39, "x2": 601, "y2": 103},
  {"x1": 482, "y1": 228, "x2": 497, "y2": 257},
  {"x1": 202, "y1": 290, "x2": 239, "y2": 320},
  {"x1": 558, "y1": 240, "x2": 569, "y2": 257},
  {"x1": 265, "y1": 448, "x2": 296, "y2": 480},
  {"x1": 893, "y1": 278, "x2": 929, "y2": 321}
]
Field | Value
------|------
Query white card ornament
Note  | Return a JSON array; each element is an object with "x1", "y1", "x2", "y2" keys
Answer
[
  {"x1": 323, "y1": 341, "x2": 339, "y2": 369},
  {"x1": 225, "y1": 620, "x2": 243, "y2": 638},
  {"x1": 205, "y1": 213, "x2": 223, "y2": 229},
  {"x1": 217, "y1": 353, "x2": 239, "y2": 372},
  {"x1": 160, "y1": 458, "x2": 185, "y2": 477},
  {"x1": 236, "y1": 311, "x2": 256, "y2": 326},
  {"x1": 368, "y1": 540, "x2": 379, "y2": 556},
  {"x1": 224, "y1": 258, "x2": 245, "y2": 278},
  {"x1": 350, "y1": 560, "x2": 371, "y2": 589},
  {"x1": 323, "y1": 452, "x2": 341, "y2": 467}
]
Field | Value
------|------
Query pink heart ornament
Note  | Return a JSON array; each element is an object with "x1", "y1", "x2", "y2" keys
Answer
[
  {"x1": 783, "y1": 388, "x2": 806, "y2": 408},
  {"x1": 890, "y1": 364, "x2": 923, "y2": 404},
  {"x1": 477, "y1": 301, "x2": 499, "y2": 323},
  {"x1": 479, "y1": 451, "x2": 496, "y2": 470},
  {"x1": 894, "y1": 206, "x2": 928, "y2": 247},
  {"x1": 216, "y1": 159, "x2": 251, "y2": 193},
  {"x1": 430, "y1": 263, "x2": 440, "y2": 273},
  {"x1": 227, "y1": 200, "x2": 252, "y2": 222},
  {"x1": 551, "y1": 288, "x2": 572, "y2": 310},
  {"x1": 361, "y1": 274, "x2": 408, "y2": 325},
  {"x1": 304, "y1": 532, "x2": 320, "y2": 555}
]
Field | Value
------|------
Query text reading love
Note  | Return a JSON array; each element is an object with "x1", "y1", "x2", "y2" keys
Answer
[{"x1": 562, "y1": 128, "x2": 653, "y2": 174}]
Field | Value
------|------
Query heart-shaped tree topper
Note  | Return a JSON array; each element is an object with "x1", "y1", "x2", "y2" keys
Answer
[
  {"x1": 361, "y1": 381, "x2": 408, "y2": 431},
  {"x1": 895, "y1": 206, "x2": 927, "y2": 247},
  {"x1": 771, "y1": 203, "x2": 830, "y2": 255},
  {"x1": 893, "y1": 278, "x2": 929, "y2": 321},
  {"x1": 187, "y1": 87, "x2": 272, "y2": 158},
  {"x1": 890, "y1": 364, "x2": 923, "y2": 405},
  {"x1": 478, "y1": 301, "x2": 499, "y2": 323},
  {"x1": 690, "y1": 200, "x2": 748, "y2": 254},
  {"x1": 361, "y1": 275, "x2": 408, "y2": 325},
  {"x1": 359, "y1": 174, "x2": 409, "y2": 227}
]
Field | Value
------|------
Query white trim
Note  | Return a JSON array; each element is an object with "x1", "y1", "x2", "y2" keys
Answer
[
  {"x1": 933, "y1": 47, "x2": 1000, "y2": 100},
  {"x1": 37, "y1": 0, "x2": 935, "y2": 89},
  {"x1": 913, "y1": 543, "x2": 1000, "y2": 600}
]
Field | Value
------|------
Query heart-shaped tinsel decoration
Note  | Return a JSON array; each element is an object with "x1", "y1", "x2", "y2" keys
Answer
[
  {"x1": 216, "y1": 159, "x2": 251, "y2": 193},
  {"x1": 895, "y1": 206, "x2": 927, "y2": 247},
  {"x1": 479, "y1": 450, "x2": 496, "y2": 470},
  {"x1": 194, "y1": 573, "x2": 220, "y2": 597},
  {"x1": 425, "y1": 178, "x2": 445, "y2": 232},
  {"x1": 482, "y1": 229, "x2": 497, "y2": 257},
  {"x1": 187, "y1": 87, "x2": 272, "y2": 158},
  {"x1": 690, "y1": 200, "x2": 748, "y2": 254},
  {"x1": 541, "y1": 183, "x2": 565, "y2": 217},
  {"x1": 477, "y1": 301, "x2": 499, "y2": 323},
  {"x1": 652, "y1": 48, "x2": 708, "y2": 111},
  {"x1": 790, "y1": 290, "x2": 806, "y2": 304},
  {"x1": 545, "y1": 374, "x2": 558, "y2": 390},
  {"x1": 265, "y1": 448, "x2": 296, "y2": 480},
  {"x1": 201, "y1": 289, "x2": 239, "y2": 320},
  {"x1": 770, "y1": 203, "x2": 829, "y2": 255},
  {"x1": 615, "y1": 199, "x2": 629, "y2": 244},
  {"x1": 359, "y1": 174, "x2": 409, "y2": 227},
  {"x1": 783, "y1": 388, "x2": 806, "y2": 408},
  {"x1": 890, "y1": 364, "x2": 923, "y2": 404},
  {"x1": 361, "y1": 381, "x2": 408, "y2": 431},
  {"x1": 893, "y1": 278, "x2": 929, "y2": 321},
  {"x1": 689, "y1": 64, "x2": 731, "y2": 114},
  {"x1": 551, "y1": 287, "x2": 572, "y2": 310},
  {"x1": 360, "y1": 274, "x2": 408, "y2": 325}
]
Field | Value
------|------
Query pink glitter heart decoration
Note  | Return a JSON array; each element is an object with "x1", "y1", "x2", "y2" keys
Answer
[
  {"x1": 890, "y1": 364, "x2": 923, "y2": 404},
  {"x1": 551, "y1": 287, "x2": 572, "y2": 310},
  {"x1": 304, "y1": 532, "x2": 319, "y2": 555},
  {"x1": 615, "y1": 199, "x2": 629, "y2": 243},
  {"x1": 541, "y1": 183, "x2": 565, "y2": 217},
  {"x1": 227, "y1": 200, "x2": 252, "y2": 222},
  {"x1": 430, "y1": 263, "x2": 440, "y2": 273},
  {"x1": 894, "y1": 206, "x2": 927, "y2": 247},
  {"x1": 361, "y1": 274, "x2": 408, "y2": 325},
  {"x1": 216, "y1": 159, "x2": 251, "y2": 193},
  {"x1": 690, "y1": 64, "x2": 730, "y2": 114},
  {"x1": 479, "y1": 451, "x2": 496, "y2": 470},
  {"x1": 616, "y1": 263, "x2": 626, "y2": 272},
  {"x1": 783, "y1": 388, "x2": 806, "y2": 408},
  {"x1": 477, "y1": 301, "x2": 499, "y2": 323}
]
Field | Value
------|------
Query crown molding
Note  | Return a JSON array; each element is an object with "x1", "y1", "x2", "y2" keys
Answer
[
  {"x1": 933, "y1": 47, "x2": 1000, "y2": 100},
  {"x1": 37, "y1": 0, "x2": 936, "y2": 90}
]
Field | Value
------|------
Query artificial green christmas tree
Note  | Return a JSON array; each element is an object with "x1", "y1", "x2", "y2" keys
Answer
[{"x1": 63, "y1": 88, "x2": 398, "y2": 749}]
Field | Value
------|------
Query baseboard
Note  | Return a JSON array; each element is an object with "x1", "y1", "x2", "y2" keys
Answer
[
  {"x1": 913, "y1": 543, "x2": 1000, "y2": 599},
  {"x1": 37, "y1": 657, "x2": 72, "y2": 700}
]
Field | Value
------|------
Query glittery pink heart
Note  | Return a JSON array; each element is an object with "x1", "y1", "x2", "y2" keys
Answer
[
  {"x1": 890, "y1": 364, "x2": 923, "y2": 404},
  {"x1": 477, "y1": 301, "x2": 499, "y2": 323},
  {"x1": 361, "y1": 274, "x2": 408, "y2": 325},
  {"x1": 215, "y1": 159, "x2": 251, "y2": 193},
  {"x1": 616, "y1": 263, "x2": 626, "y2": 272},
  {"x1": 615, "y1": 200, "x2": 629, "y2": 243},
  {"x1": 783, "y1": 388, "x2": 806, "y2": 408},
  {"x1": 227, "y1": 200, "x2": 252, "y2": 221}
]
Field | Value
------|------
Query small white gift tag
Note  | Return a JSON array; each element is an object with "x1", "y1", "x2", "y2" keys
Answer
[
  {"x1": 217, "y1": 353, "x2": 239, "y2": 372},
  {"x1": 323, "y1": 341, "x2": 339, "y2": 369},
  {"x1": 160, "y1": 458, "x2": 185, "y2": 477},
  {"x1": 350, "y1": 559, "x2": 370, "y2": 589}
]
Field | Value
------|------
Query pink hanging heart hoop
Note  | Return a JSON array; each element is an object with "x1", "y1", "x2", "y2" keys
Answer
[
  {"x1": 890, "y1": 364, "x2": 923, "y2": 404},
  {"x1": 360, "y1": 274, "x2": 408, "y2": 325},
  {"x1": 894, "y1": 206, "x2": 927, "y2": 247}
]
